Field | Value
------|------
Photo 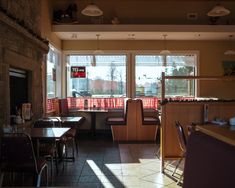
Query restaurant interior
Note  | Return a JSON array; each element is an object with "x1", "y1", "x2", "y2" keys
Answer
[{"x1": 1, "y1": 0, "x2": 235, "y2": 187}]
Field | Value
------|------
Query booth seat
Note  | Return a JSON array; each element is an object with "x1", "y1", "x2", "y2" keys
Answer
[
  {"x1": 106, "y1": 99, "x2": 137, "y2": 141},
  {"x1": 136, "y1": 99, "x2": 160, "y2": 141},
  {"x1": 107, "y1": 99, "x2": 159, "y2": 141}
]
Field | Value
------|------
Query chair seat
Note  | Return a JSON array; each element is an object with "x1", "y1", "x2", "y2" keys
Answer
[
  {"x1": 39, "y1": 144, "x2": 56, "y2": 156},
  {"x1": 65, "y1": 128, "x2": 77, "y2": 137},
  {"x1": 106, "y1": 117, "x2": 126, "y2": 125},
  {"x1": 1, "y1": 157, "x2": 46, "y2": 173},
  {"x1": 143, "y1": 117, "x2": 160, "y2": 125}
]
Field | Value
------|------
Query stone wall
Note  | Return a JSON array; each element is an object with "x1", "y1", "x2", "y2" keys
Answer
[
  {"x1": 0, "y1": 0, "x2": 41, "y2": 35},
  {"x1": 0, "y1": 3, "x2": 48, "y2": 126}
]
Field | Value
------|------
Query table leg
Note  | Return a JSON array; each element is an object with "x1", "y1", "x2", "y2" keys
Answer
[
  {"x1": 36, "y1": 139, "x2": 39, "y2": 158},
  {"x1": 91, "y1": 112, "x2": 96, "y2": 137}
]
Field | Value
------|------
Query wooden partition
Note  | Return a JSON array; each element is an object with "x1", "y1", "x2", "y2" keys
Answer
[
  {"x1": 111, "y1": 99, "x2": 136, "y2": 141},
  {"x1": 136, "y1": 100, "x2": 159, "y2": 141},
  {"x1": 111, "y1": 99, "x2": 159, "y2": 141},
  {"x1": 161, "y1": 101, "x2": 235, "y2": 168}
]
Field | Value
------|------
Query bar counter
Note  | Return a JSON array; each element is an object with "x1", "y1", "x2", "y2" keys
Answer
[{"x1": 196, "y1": 125, "x2": 235, "y2": 147}]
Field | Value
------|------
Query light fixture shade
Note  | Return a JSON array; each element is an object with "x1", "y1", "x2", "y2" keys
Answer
[
  {"x1": 93, "y1": 34, "x2": 103, "y2": 54},
  {"x1": 160, "y1": 34, "x2": 171, "y2": 55},
  {"x1": 224, "y1": 35, "x2": 235, "y2": 55},
  {"x1": 93, "y1": 49, "x2": 103, "y2": 54},
  {"x1": 224, "y1": 50, "x2": 235, "y2": 55},
  {"x1": 207, "y1": 4, "x2": 230, "y2": 17},
  {"x1": 160, "y1": 50, "x2": 171, "y2": 55},
  {"x1": 81, "y1": 3, "x2": 103, "y2": 17}
]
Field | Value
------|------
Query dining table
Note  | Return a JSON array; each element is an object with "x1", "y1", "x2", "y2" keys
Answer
[
  {"x1": 70, "y1": 108, "x2": 108, "y2": 137},
  {"x1": 47, "y1": 116, "x2": 85, "y2": 127},
  {"x1": 18, "y1": 127, "x2": 71, "y2": 157}
]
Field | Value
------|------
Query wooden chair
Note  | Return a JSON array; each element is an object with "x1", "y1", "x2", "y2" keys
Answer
[
  {"x1": 136, "y1": 99, "x2": 160, "y2": 141},
  {"x1": 0, "y1": 132, "x2": 48, "y2": 187}
]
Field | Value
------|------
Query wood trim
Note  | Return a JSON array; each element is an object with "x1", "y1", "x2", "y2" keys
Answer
[
  {"x1": 164, "y1": 75, "x2": 235, "y2": 80},
  {"x1": 196, "y1": 125, "x2": 235, "y2": 147},
  {"x1": 161, "y1": 102, "x2": 235, "y2": 167}
]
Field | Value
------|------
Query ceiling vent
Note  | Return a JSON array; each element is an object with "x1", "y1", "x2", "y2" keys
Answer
[{"x1": 187, "y1": 13, "x2": 198, "y2": 20}]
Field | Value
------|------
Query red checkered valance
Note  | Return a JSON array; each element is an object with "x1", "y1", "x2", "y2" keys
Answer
[{"x1": 46, "y1": 97, "x2": 160, "y2": 112}]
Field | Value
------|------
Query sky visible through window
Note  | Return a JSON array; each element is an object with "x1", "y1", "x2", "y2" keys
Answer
[{"x1": 67, "y1": 54, "x2": 196, "y2": 98}]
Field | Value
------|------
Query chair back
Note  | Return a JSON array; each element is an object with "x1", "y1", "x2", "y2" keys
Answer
[
  {"x1": 0, "y1": 132, "x2": 38, "y2": 173},
  {"x1": 123, "y1": 98, "x2": 131, "y2": 122},
  {"x1": 48, "y1": 117, "x2": 62, "y2": 127},
  {"x1": 139, "y1": 99, "x2": 145, "y2": 123},
  {"x1": 34, "y1": 118, "x2": 55, "y2": 128},
  {"x1": 175, "y1": 121, "x2": 187, "y2": 152},
  {"x1": 59, "y1": 98, "x2": 69, "y2": 116},
  {"x1": 136, "y1": 99, "x2": 160, "y2": 124}
]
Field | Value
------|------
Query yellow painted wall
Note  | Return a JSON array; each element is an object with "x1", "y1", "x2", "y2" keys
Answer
[
  {"x1": 41, "y1": 0, "x2": 61, "y2": 49},
  {"x1": 63, "y1": 40, "x2": 235, "y2": 99}
]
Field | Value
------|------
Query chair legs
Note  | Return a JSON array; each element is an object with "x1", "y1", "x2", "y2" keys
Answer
[
  {"x1": 172, "y1": 157, "x2": 183, "y2": 177},
  {"x1": 0, "y1": 168, "x2": 48, "y2": 187},
  {"x1": 0, "y1": 172, "x2": 4, "y2": 186},
  {"x1": 36, "y1": 164, "x2": 48, "y2": 187},
  {"x1": 155, "y1": 147, "x2": 160, "y2": 159},
  {"x1": 64, "y1": 137, "x2": 77, "y2": 161},
  {"x1": 177, "y1": 172, "x2": 184, "y2": 185}
]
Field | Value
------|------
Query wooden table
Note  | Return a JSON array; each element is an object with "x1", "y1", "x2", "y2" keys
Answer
[
  {"x1": 46, "y1": 116, "x2": 85, "y2": 134},
  {"x1": 72, "y1": 108, "x2": 108, "y2": 137},
  {"x1": 196, "y1": 124, "x2": 235, "y2": 147},
  {"x1": 47, "y1": 116, "x2": 84, "y2": 123},
  {"x1": 21, "y1": 127, "x2": 70, "y2": 157}
]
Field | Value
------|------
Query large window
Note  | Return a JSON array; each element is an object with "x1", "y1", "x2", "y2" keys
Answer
[
  {"x1": 47, "y1": 45, "x2": 58, "y2": 99},
  {"x1": 67, "y1": 55, "x2": 127, "y2": 98},
  {"x1": 46, "y1": 44, "x2": 61, "y2": 112},
  {"x1": 135, "y1": 54, "x2": 196, "y2": 98}
]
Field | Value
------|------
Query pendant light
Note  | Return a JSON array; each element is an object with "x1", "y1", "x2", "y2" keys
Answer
[
  {"x1": 94, "y1": 34, "x2": 103, "y2": 54},
  {"x1": 207, "y1": 3, "x2": 230, "y2": 17},
  {"x1": 224, "y1": 35, "x2": 235, "y2": 55},
  {"x1": 91, "y1": 34, "x2": 103, "y2": 66},
  {"x1": 160, "y1": 34, "x2": 171, "y2": 55},
  {"x1": 81, "y1": 2, "x2": 103, "y2": 17}
]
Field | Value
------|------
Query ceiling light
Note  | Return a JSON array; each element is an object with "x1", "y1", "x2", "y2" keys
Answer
[
  {"x1": 81, "y1": 3, "x2": 103, "y2": 17},
  {"x1": 207, "y1": 3, "x2": 230, "y2": 17},
  {"x1": 93, "y1": 34, "x2": 103, "y2": 54},
  {"x1": 128, "y1": 33, "x2": 135, "y2": 40},
  {"x1": 160, "y1": 34, "x2": 171, "y2": 55},
  {"x1": 224, "y1": 35, "x2": 235, "y2": 55},
  {"x1": 71, "y1": 33, "x2": 78, "y2": 39},
  {"x1": 224, "y1": 50, "x2": 235, "y2": 55}
]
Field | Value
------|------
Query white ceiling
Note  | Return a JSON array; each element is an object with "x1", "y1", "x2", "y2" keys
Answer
[{"x1": 53, "y1": 24, "x2": 235, "y2": 41}]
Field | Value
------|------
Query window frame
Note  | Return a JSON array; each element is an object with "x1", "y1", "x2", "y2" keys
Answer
[
  {"x1": 62, "y1": 50, "x2": 199, "y2": 99},
  {"x1": 63, "y1": 51, "x2": 130, "y2": 98},
  {"x1": 45, "y1": 44, "x2": 61, "y2": 113},
  {"x1": 132, "y1": 51, "x2": 199, "y2": 98}
]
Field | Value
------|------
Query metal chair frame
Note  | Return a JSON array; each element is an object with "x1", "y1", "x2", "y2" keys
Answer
[
  {"x1": 0, "y1": 132, "x2": 48, "y2": 187},
  {"x1": 172, "y1": 121, "x2": 187, "y2": 184}
]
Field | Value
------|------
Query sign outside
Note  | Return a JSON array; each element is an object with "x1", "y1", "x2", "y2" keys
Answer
[{"x1": 71, "y1": 66, "x2": 86, "y2": 78}]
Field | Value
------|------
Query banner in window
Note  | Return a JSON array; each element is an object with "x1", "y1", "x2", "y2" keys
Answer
[{"x1": 71, "y1": 66, "x2": 86, "y2": 78}]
